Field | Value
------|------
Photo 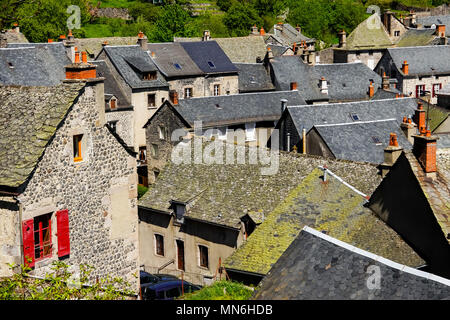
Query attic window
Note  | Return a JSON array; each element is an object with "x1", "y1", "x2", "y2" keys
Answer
[
  {"x1": 207, "y1": 61, "x2": 216, "y2": 69},
  {"x1": 350, "y1": 113, "x2": 360, "y2": 121},
  {"x1": 174, "y1": 63, "x2": 182, "y2": 70},
  {"x1": 215, "y1": 104, "x2": 221, "y2": 109},
  {"x1": 372, "y1": 136, "x2": 382, "y2": 145},
  {"x1": 143, "y1": 71, "x2": 157, "y2": 80},
  {"x1": 8, "y1": 62, "x2": 14, "y2": 69}
]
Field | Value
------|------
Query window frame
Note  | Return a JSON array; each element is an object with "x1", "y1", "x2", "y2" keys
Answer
[
  {"x1": 416, "y1": 84, "x2": 426, "y2": 98},
  {"x1": 154, "y1": 233, "x2": 165, "y2": 257},
  {"x1": 33, "y1": 213, "x2": 53, "y2": 262},
  {"x1": 158, "y1": 126, "x2": 166, "y2": 140},
  {"x1": 213, "y1": 84, "x2": 220, "y2": 96},
  {"x1": 148, "y1": 93, "x2": 156, "y2": 108},
  {"x1": 184, "y1": 87, "x2": 193, "y2": 99},
  {"x1": 198, "y1": 244, "x2": 209, "y2": 269},
  {"x1": 432, "y1": 83, "x2": 442, "y2": 97}
]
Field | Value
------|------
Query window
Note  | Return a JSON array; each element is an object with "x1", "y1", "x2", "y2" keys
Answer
[
  {"x1": 108, "y1": 121, "x2": 117, "y2": 133},
  {"x1": 109, "y1": 98, "x2": 116, "y2": 110},
  {"x1": 155, "y1": 234, "x2": 164, "y2": 256},
  {"x1": 184, "y1": 87, "x2": 193, "y2": 99},
  {"x1": 394, "y1": 31, "x2": 400, "y2": 37},
  {"x1": 158, "y1": 126, "x2": 166, "y2": 140},
  {"x1": 150, "y1": 144, "x2": 159, "y2": 158},
  {"x1": 33, "y1": 213, "x2": 52, "y2": 262},
  {"x1": 350, "y1": 113, "x2": 360, "y2": 121},
  {"x1": 199, "y1": 245, "x2": 209, "y2": 269},
  {"x1": 143, "y1": 71, "x2": 157, "y2": 81},
  {"x1": 245, "y1": 122, "x2": 256, "y2": 142},
  {"x1": 174, "y1": 63, "x2": 182, "y2": 70},
  {"x1": 176, "y1": 240, "x2": 185, "y2": 271},
  {"x1": 139, "y1": 146, "x2": 147, "y2": 162},
  {"x1": 207, "y1": 61, "x2": 216, "y2": 69},
  {"x1": 148, "y1": 94, "x2": 156, "y2": 108},
  {"x1": 213, "y1": 84, "x2": 220, "y2": 96},
  {"x1": 416, "y1": 84, "x2": 426, "y2": 97},
  {"x1": 371, "y1": 136, "x2": 382, "y2": 145},
  {"x1": 433, "y1": 83, "x2": 442, "y2": 97},
  {"x1": 73, "y1": 134, "x2": 83, "y2": 162}
]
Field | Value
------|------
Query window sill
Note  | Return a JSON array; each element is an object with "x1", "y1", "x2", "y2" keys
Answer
[{"x1": 198, "y1": 265, "x2": 209, "y2": 271}]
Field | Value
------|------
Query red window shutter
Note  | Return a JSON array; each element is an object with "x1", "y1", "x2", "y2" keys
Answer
[
  {"x1": 22, "y1": 219, "x2": 35, "y2": 268},
  {"x1": 56, "y1": 209, "x2": 70, "y2": 258}
]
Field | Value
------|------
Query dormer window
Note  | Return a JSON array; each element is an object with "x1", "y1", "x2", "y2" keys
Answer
[
  {"x1": 143, "y1": 71, "x2": 157, "y2": 80},
  {"x1": 171, "y1": 200, "x2": 186, "y2": 225},
  {"x1": 109, "y1": 98, "x2": 117, "y2": 110}
]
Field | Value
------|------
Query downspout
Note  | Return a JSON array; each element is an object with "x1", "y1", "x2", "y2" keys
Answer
[{"x1": 302, "y1": 128, "x2": 306, "y2": 154}]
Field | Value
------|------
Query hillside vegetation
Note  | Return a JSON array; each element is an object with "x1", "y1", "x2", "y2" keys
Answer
[{"x1": 1, "y1": 0, "x2": 449, "y2": 43}]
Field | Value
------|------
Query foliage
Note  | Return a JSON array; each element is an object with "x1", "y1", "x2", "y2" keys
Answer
[
  {"x1": 0, "y1": 261, "x2": 135, "y2": 300},
  {"x1": 182, "y1": 280, "x2": 254, "y2": 300},
  {"x1": 128, "y1": 2, "x2": 161, "y2": 23},
  {"x1": 190, "y1": 13, "x2": 229, "y2": 38},
  {"x1": 138, "y1": 184, "x2": 149, "y2": 199},
  {"x1": 223, "y1": 2, "x2": 262, "y2": 37}
]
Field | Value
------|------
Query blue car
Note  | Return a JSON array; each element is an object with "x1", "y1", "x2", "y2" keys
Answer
[
  {"x1": 140, "y1": 270, "x2": 178, "y2": 285},
  {"x1": 142, "y1": 280, "x2": 202, "y2": 300}
]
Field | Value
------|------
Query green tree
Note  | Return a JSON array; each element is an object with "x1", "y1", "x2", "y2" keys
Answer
[
  {"x1": 223, "y1": 2, "x2": 262, "y2": 37},
  {"x1": 128, "y1": 2, "x2": 161, "y2": 23},
  {"x1": 190, "y1": 13, "x2": 230, "y2": 38},
  {"x1": 149, "y1": 4, "x2": 196, "y2": 42}
]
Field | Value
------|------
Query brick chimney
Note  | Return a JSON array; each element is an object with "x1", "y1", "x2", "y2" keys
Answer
[
  {"x1": 369, "y1": 81, "x2": 375, "y2": 98},
  {"x1": 12, "y1": 23, "x2": 19, "y2": 33},
  {"x1": 413, "y1": 130, "x2": 439, "y2": 177},
  {"x1": 65, "y1": 51, "x2": 97, "y2": 80},
  {"x1": 402, "y1": 60, "x2": 409, "y2": 75},
  {"x1": 137, "y1": 31, "x2": 148, "y2": 50},
  {"x1": 202, "y1": 30, "x2": 211, "y2": 41},
  {"x1": 169, "y1": 90, "x2": 179, "y2": 105},
  {"x1": 436, "y1": 24, "x2": 446, "y2": 37},
  {"x1": 0, "y1": 30, "x2": 7, "y2": 48},
  {"x1": 48, "y1": 38, "x2": 53, "y2": 43},
  {"x1": 338, "y1": 30, "x2": 346, "y2": 48},
  {"x1": 382, "y1": 72, "x2": 390, "y2": 90},
  {"x1": 413, "y1": 102, "x2": 426, "y2": 133},
  {"x1": 260, "y1": 27, "x2": 265, "y2": 36},
  {"x1": 59, "y1": 34, "x2": 66, "y2": 42},
  {"x1": 400, "y1": 117, "x2": 417, "y2": 144},
  {"x1": 380, "y1": 133, "x2": 403, "y2": 178},
  {"x1": 267, "y1": 47, "x2": 274, "y2": 60},
  {"x1": 290, "y1": 82, "x2": 298, "y2": 91}
]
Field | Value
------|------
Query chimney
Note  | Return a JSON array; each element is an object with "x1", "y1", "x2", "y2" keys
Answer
[
  {"x1": 409, "y1": 10, "x2": 417, "y2": 26},
  {"x1": 402, "y1": 60, "x2": 409, "y2": 76},
  {"x1": 267, "y1": 47, "x2": 274, "y2": 60},
  {"x1": 276, "y1": 22, "x2": 283, "y2": 32},
  {"x1": 383, "y1": 10, "x2": 393, "y2": 35},
  {"x1": 295, "y1": 25, "x2": 301, "y2": 33},
  {"x1": 413, "y1": 130, "x2": 439, "y2": 177},
  {"x1": 382, "y1": 72, "x2": 390, "y2": 90},
  {"x1": 292, "y1": 42, "x2": 297, "y2": 54},
  {"x1": 401, "y1": 116, "x2": 417, "y2": 144},
  {"x1": 251, "y1": 25, "x2": 258, "y2": 35},
  {"x1": 436, "y1": 24, "x2": 446, "y2": 38},
  {"x1": 202, "y1": 30, "x2": 211, "y2": 41},
  {"x1": 102, "y1": 40, "x2": 109, "y2": 47},
  {"x1": 413, "y1": 102, "x2": 426, "y2": 133},
  {"x1": 369, "y1": 81, "x2": 375, "y2": 98},
  {"x1": 65, "y1": 51, "x2": 97, "y2": 80},
  {"x1": 0, "y1": 30, "x2": 7, "y2": 48},
  {"x1": 320, "y1": 77, "x2": 328, "y2": 94},
  {"x1": 338, "y1": 30, "x2": 346, "y2": 48},
  {"x1": 290, "y1": 82, "x2": 298, "y2": 91},
  {"x1": 380, "y1": 133, "x2": 403, "y2": 178},
  {"x1": 59, "y1": 34, "x2": 66, "y2": 42},
  {"x1": 307, "y1": 51, "x2": 316, "y2": 66},
  {"x1": 281, "y1": 99, "x2": 288, "y2": 113},
  {"x1": 48, "y1": 38, "x2": 53, "y2": 43},
  {"x1": 260, "y1": 27, "x2": 265, "y2": 36},
  {"x1": 12, "y1": 23, "x2": 19, "y2": 33},
  {"x1": 67, "y1": 29, "x2": 74, "y2": 42},
  {"x1": 169, "y1": 90, "x2": 179, "y2": 105},
  {"x1": 137, "y1": 31, "x2": 148, "y2": 50}
]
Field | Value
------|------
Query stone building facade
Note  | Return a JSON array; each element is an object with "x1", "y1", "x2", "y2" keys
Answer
[{"x1": 0, "y1": 73, "x2": 139, "y2": 292}]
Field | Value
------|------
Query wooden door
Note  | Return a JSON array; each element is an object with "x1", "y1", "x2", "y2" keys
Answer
[{"x1": 176, "y1": 240, "x2": 185, "y2": 271}]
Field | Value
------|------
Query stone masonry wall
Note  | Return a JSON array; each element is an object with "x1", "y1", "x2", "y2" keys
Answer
[
  {"x1": 0, "y1": 197, "x2": 20, "y2": 277},
  {"x1": 106, "y1": 109, "x2": 134, "y2": 148},
  {"x1": 17, "y1": 82, "x2": 139, "y2": 292}
]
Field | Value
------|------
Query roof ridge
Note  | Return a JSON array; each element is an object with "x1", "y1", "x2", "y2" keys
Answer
[
  {"x1": 288, "y1": 97, "x2": 414, "y2": 108},
  {"x1": 314, "y1": 118, "x2": 397, "y2": 127},
  {"x1": 303, "y1": 226, "x2": 450, "y2": 287}
]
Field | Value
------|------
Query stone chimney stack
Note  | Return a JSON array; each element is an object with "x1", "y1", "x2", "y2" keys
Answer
[
  {"x1": 380, "y1": 133, "x2": 403, "y2": 178},
  {"x1": 295, "y1": 25, "x2": 301, "y2": 33},
  {"x1": 12, "y1": 23, "x2": 19, "y2": 33},
  {"x1": 400, "y1": 117, "x2": 417, "y2": 144},
  {"x1": 64, "y1": 30, "x2": 76, "y2": 63},
  {"x1": 320, "y1": 77, "x2": 328, "y2": 94},
  {"x1": 413, "y1": 130, "x2": 438, "y2": 178},
  {"x1": 338, "y1": 30, "x2": 346, "y2": 48},
  {"x1": 281, "y1": 99, "x2": 288, "y2": 113},
  {"x1": 251, "y1": 25, "x2": 258, "y2": 35},
  {"x1": 267, "y1": 47, "x2": 274, "y2": 60},
  {"x1": 202, "y1": 30, "x2": 211, "y2": 41},
  {"x1": 413, "y1": 102, "x2": 426, "y2": 134},
  {"x1": 402, "y1": 60, "x2": 409, "y2": 75},
  {"x1": 382, "y1": 72, "x2": 390, "y2": 90},
  {"x1": 137, "y1": 31, "x2": 148, "y2": 50},
  {"x1": 0, "y1": 30, "x2": 7, "y2": 48}
]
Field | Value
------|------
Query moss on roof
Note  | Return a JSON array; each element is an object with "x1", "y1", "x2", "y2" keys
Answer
[
  {"x1": 0, "y1": 83, "x2": 85, "y2": 188},
  {"x1": 395, "y1": 29, "x2": 436, "y2": 47},
  {"x1": 224, "y1": 168, "x2": 424, "y2": 275},
  {"x1": 344, "y1": 14, "x2": 393, "y2": 50}
]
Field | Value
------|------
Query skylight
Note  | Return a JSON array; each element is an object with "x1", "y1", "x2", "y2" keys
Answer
[
  {"x1": 174, "y1": 63, "x2": 182, "y2": 70},
  {"x1": 350, "y1": 113, "x2": 360, "y2": 121},
  {"x1": 207, "y1": 61, "x2": 216, "y2": 69},
  {"x1": 372, "y1": 136, "x2": 382, "y2": 145}
]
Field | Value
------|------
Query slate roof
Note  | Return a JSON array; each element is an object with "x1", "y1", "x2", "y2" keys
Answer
[
  {"x1": 386, "y1": 45, "x2": 450, "y2": 76},
  {"x1": 371, "y1": 87, "x2": 402, "y2": 100},
  {"x1": 179, "y1": 41, "x2": 239, "y2": 74},
  {"x1": 74, "y1": 36, "x2": 137, "y2": 58},
  {"x1": 311, "y1": 119, "x2": 412, "y2": 164},
  {"x1": 418, "y1": 99, "x2": 450, "y2": 132},
  {"x1": 395, "y1": 28, "x2": 438, "y2": 47},
  {"x1": 234, "y1": 63, "x2": 275, "y2": 93},
  {"x1": 342, "y1": 13, "x2": 393, "y2": 50},
  {"x1": 252, "y1": 226, "x2": 450, "y2": 300},
  {"x1": 404, "y1": 151, "x2": 450, "y2": 245},
  {"x1": 268, "y1": 23, "x2": 315, "y2": 46},
  {"x1": 139, "y1": 144, "x2": 383, "y2": 229},
  {"x1": 0, "y1": 83, "x2": 85, "y2": 189},
  {"x1": 101, "y1": 45, "x2": 169, "y2": 90},
  {"x1": 437, "y1": 133, "x2": 450, "y2": 149},
  {"x1": 173, "y1": 91, "x2": 305, "y2": 127},
  {"x1": 174, "y1": 36, "x2": 268, "y2": 64},
  {"x1": 1, "y1": 43, "x2": 70, "y2": 86},
  {"x1": 314, "y1": 63, "x2": 382, "y2": 102},
  {"x1": 417, "y1": 15, "x2": 450, "y2": 36},
  {"x1": 224, "y1": 168, "x2": 424, "y2": 277},
  {"x1": 284, "y1": 97, "x2": 418, "y2": 135},
  {"x1": 91, "y1": 60, "x2": 132, "y2": 110},
  {"x1": 267, "y1": 44, "x2": 292, "y2": 57},
  {"x1": 4, "y1": 29, "x2": 28, "y2": 43}
]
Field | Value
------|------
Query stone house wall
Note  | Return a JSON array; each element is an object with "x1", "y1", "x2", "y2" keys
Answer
[
  {"x1": 169, "y1": 74, "x2": 239, "y2": 99},
  {"x1": 106, "y1": 109, "x2": 134, "y2": 148},
  {"x1": 15, "y1": 82, "x2": 139, "y2": 292},
  {"x1": 0, "y1": 197, "x2": 20, "y2": 277},
  {"x1": 402, "y1": 76, "x2": 450, "y2": 105}
]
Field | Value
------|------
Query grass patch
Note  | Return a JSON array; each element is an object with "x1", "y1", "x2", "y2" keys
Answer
[
  {"x1": 138, "y1": 185, "x2": 149, "y2": 199},
  {"x1": 181, "y1": 280, "x2": 254, "y2": 300}
]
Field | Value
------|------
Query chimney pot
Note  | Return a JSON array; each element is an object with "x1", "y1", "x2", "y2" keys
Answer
[
  {"x1": 290, "y1": 82, "x2": 298, "y2": 91},
  {"x1": 81, "y1": 51, "x2": 87, "y2": 63},
  {"x1": 369, "y1": 81, "x2": 375, "y2": 98},
  {"x1": 402, "y1": 60, "x2": 409, "y2": 75},
  {"x1": 48, "y1": 39, "x2": 53, "y2": 43},
  {"x1": 436, "y1": 24, "x2": 446, "y2": 37},
  {"x1": 389, "y1": 133, "x2": 399, "y2": 147},
  {"x1": 74, "y1": 51, "x2": 80, "y2": 63},
  {"x1": 260, "y1": 27, "x2": 265, "y2": 36}
]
